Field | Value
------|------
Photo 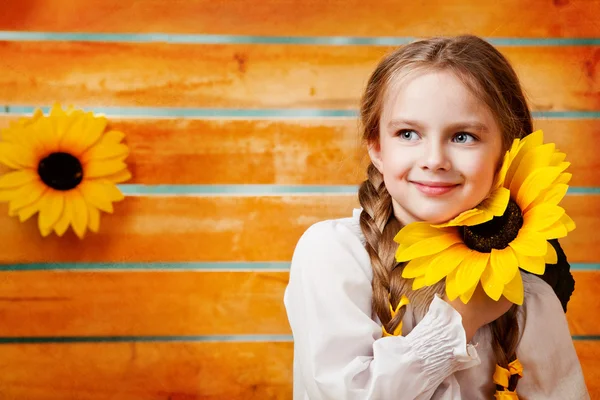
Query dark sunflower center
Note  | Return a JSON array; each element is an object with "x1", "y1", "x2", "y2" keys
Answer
[
  {"x1": 37, "y1": 152, "x2": 83, "y2": 191},
  {"x1": 461, "y1": 200, "x2": 523, "y2": 253}
]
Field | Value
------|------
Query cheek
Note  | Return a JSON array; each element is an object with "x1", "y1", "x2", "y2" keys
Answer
[{"x1": 381, "y1": 145, "x2": 412, "y2": 177}]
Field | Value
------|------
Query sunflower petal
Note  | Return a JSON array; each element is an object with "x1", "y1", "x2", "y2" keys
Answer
[
  {"x1": 85, "y1": 159, "x2": 128, "y2": 179},
  {"x1": 0, "y1": 169, "x2": 38, "y2": 189},
  {"x1": 538, "y1": 219, "x2": 569, "y2": 239},
  {"x1": 88, "y1": 204, "x2": 100, "y2": 233},
  {"x1": 481, "y1": 265, "x2": 504, "y2": 301},
  {"x1": 505, "y1": 130, "x2": 544, "y2": 186},
  {"x1": 0, "y1": 142, "x2": 37, "y2": 169},
  {"x1": 509, "y1": 229, "x2": 547, "y2": 257},
  {"x1": 508, "y1": 142, "x2": 555, "y2": 194},
  {"x1": 82, "y1": 143, "x2": 129, "y2": 163},
  {"x1": 101, "y1": 130, "x2": 126, "y2": 144},
  {"x1": 549, "y1": 152, "x2": 567, "y2": 166},
  {"x1": 412, "y1": 275, "x2": 428, "y2": 290},
  {"x1": 77, "y1": 112, "x2": 108, "y2": 152},
  {"x1": 7, "y1": 182, "x2": 47, "y2": 212},
  {"x1": 16, "y1": 193, "x2": 46, "y2": 222},
  {"x1": 515, "y1": 252, "x2": 546, "y2": 275},
  {"x1": 480, "y1": 187, "x2": 511, "y2": 218},
  {"x1": 523, "y1": 204, "x2": 565, "y2": 232},
  {"x1": 38, "y1": 191, "x2": 65, "y2": 236},
  {"x1": 54, "y1": 192, "x2": 73, "y2": 236},
  {"x1": 102, "y1": 169, "x2": 132, "y2": 184},
  {"x1": 490, "y1": 247, "x2": 519, "y2": 284},
  {"x1": 395, "y1": 232, "x2": 462, "y2": 262},
  {"x1": 560, "y1": 213, "x2": 576, "y2": 232},
  {"x1": 78, "y1": 180, "x2": 124, "y2": 213},
  {"x1": 402, "y1": 255, "x2": 434, "y2": 279},
  {"x1": 455, "y1": 250, "x2": 490, "y2": 295},
  {"x1": 553, "y1": 173, "x2": 572, "y2": 186},
  {"x1": 503, "y1": 271, "x2": 524, "y2": 305},
  {"x1": 525, "y1": 183, "x2": 568, "y2": 213},
  {"x1": 516, "y1": 166, "x2": 564, "y2": 210},
  {"x1": 445, "y1": 270, "x2": 460, "y2": 301},
  {"x1": 424, "y1": 244, "x2": 467, "y2": 285},
  {"x1": 394, "y1": 222, "x2": 447, "y2": 245},
  {"x1": 460, "y1": 282, "x2": 479, "y2": 304},
  {"x1": 432, "y1": 209, "x2": 488, "y2": 228},
  {"x1": 71, "y1": 189, "x2": 89, "y2": 239},
  {"x1": 545, "y1": 241, "x2": 558, "y2": 264}
]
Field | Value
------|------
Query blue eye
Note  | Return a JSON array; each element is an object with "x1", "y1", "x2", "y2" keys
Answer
[
  {"x1": 398, "y1": 130, "x2": 419, "y2": 141},
  {"x1": 453, "y1": 132, "x2": 477, "y2": 143}
]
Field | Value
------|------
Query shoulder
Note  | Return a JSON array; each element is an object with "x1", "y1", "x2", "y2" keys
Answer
[
  {"x1": 520, "y1": 271, "x2": 571, "y2": 342},
  {"x1": 522, "y1": 271, "x2": 564, "y2": 315},
  {"x1": 290, "y1": 208, "x2": 372, "y2": 280}
]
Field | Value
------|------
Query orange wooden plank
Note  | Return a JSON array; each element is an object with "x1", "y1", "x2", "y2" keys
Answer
[
  {"x1": 0, "y1": 195, "x2": 597, "y2": 263},
  {"x1": 0, "y1": 0, "x2": 598, "y2": 38},
  {"x1": 0, "y1": 117, "x2": 597, "y2": 187},
  {"x1": 0, "y1": 270, "x2": 595, "y2": 337},
  {"x1": 0, "y1": 42, "x2": 597, "y2": 111},
  {"x1": 0, "y1": 341, "x2": 595, "y2": 399},
  {"x1": 0, "y1": 341, "x2": 293, "y2": 400},
  {"x1": 575, "y1": 341, "x2": 600, "y2": 398}
]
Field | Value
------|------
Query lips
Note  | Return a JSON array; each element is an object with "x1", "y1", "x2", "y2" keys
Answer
[{"x1": 412, "y1": 181, "x2": 460, "y2": 196}]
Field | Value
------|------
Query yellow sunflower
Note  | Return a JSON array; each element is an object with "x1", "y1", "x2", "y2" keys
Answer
[
  {"x1": 394, "y1": 130, "x2": 575, "y2": 305},
  {"x1": 0, "y1": 104, "x2": 131, "y2": 238}
]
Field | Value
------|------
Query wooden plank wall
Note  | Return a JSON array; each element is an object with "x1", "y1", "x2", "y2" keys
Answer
[{"x1": 0, "y1": 1, "x2": 598, "y2": 398}]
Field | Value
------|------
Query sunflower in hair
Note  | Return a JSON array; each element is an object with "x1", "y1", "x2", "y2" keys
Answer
[
  {"x1": 0, "y1": 104, "x2": 131, "y2": 238},
  {"x1": 394, "y1": 130, "x2": 575, "y2": 305}
]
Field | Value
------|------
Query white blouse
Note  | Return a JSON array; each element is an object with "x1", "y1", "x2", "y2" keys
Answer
[{"x1": 283, "y1": 209, "x2": 589, "y2": 400}]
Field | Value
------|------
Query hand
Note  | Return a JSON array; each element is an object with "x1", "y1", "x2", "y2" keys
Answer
[{"x1": 443, "y1": 283, "x2": 513, "y2": 342}]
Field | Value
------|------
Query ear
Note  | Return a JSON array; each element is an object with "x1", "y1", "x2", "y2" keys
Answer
[{"x1": 367, "y1": 140, "x2": 384, "y2": 174}]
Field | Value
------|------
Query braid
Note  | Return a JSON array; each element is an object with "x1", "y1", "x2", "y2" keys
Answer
[
  {"x1": 490, "y1": 305, "x2": 524, "y2": 392},
  {"x1": 358, "y1": 164, "x2": 407, "y2": 334}
]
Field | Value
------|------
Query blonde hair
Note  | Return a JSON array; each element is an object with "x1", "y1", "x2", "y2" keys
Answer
[{"x1": 358, "y1": 34, "x2": 532, "y2": 393}]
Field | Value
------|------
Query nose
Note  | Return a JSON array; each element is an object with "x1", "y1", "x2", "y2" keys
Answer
[{"x1": 419, "y1": 140, "x2": 451, "y2": 171}]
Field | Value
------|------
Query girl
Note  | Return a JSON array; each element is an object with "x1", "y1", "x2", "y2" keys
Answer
[{"x1": 283, "y1": 35, "x2": 589, "y2": 399}]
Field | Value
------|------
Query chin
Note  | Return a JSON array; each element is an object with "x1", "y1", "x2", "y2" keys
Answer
[{"x1": 414, "y1": 209, "x2": 460, "y2": 225}]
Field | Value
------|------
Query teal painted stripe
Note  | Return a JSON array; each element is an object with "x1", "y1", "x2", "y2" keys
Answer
[
  {"x1": 0, "y1": 262, "x2": 597, "y2": 271},
  {"x1": 0, "y1": 334, "x2": 294, "y2": 344},
  {"x1": 118, "y1": 184, "x2": 359, "y2": 196},
  {"x1": 2, "y1": 106, "x2": 600, "y2": 119},
  {"x1": 572, "y1": 336, "x2": 600, "y2": 341},
  {"x1": 116, "y1": 184, "x2": 600, "y2": 196},
  {"x1": 0, "y1": 334, "x2": 596, "y2": 344},
  {"x1": 0, "y1": 262, "x2": 290, "y2": 272},
  {"x1": 568, "y1": 187, "x2": 600, "y2": 195},
  {"x1": 0, "y1": 31, "x2": 599, "y2": 46},
  {"x1": 1, "y1": 106, "x2": 357, "y2": 118}
]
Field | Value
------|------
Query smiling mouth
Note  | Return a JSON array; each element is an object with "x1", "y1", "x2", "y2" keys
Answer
[{"x1": 412, "y1": 181, "x2": 460, "y2": 195}]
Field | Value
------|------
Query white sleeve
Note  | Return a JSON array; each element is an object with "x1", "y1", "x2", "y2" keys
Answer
[
  {"x1": 283, "y1": 220, "x2": 480, "y2": 400},
  {"x1": 517, "y1": 274, "x2": 590, "y2": 400}
]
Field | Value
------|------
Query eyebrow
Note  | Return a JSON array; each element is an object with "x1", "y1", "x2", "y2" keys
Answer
[{"x1": 387, "y1": 119, "x2": 490, "y2": 133}]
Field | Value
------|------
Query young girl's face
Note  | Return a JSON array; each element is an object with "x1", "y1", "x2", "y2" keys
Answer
[{"x1": 369, "y1": 69, "x2": 504, "y2": 225}]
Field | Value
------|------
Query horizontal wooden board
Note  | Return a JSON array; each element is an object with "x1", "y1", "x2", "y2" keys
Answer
[
  {"x1": 0, "y1": 42, "x2": 597, "y2": 111},
  {"x1": 0, "y1": 270, "x2": 595, "y2": 337},
  {"x1": 0, "y1": 341, "x2": 596, "y2": 399},
  {"x1": 0, "y1": 117, "x2": 598, "y2": 187},
  {"x1": 0, "y1": 341, "x2": 293, "y2": 400},
  {"x1": 0, "y1": 0, "x2": 598, "y2": 38},
  {"x1": 0, "y1": 195, "x2": 597, "y2": 263}
]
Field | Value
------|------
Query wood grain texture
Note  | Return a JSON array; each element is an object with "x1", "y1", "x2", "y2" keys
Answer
[
  {"x1": 0, "y1": 195, "x2": 597, "y2": 263},
  {"x1": 0, "y1": 117, "x2": 598, "y2": 186},
  {"x1": 0, "y1": 42, "x2": 597, "y2": 111},
  {"x1": 0, "y1": 270, "x2": 595, "y2": 337},
  {"x1": 0, "y1": 341, "x2": 596, "y2": 399},
  {"x1": 0, "y1": 0, "x2": 598, "y2": 38},
  {"x1": 0, "y1": 341, "x2": 294, "y2": 400}
]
